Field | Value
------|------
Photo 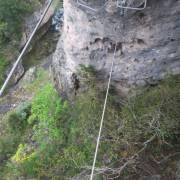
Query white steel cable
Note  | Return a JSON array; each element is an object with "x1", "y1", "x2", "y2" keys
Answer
[
  {"x1": 117, "y1": 0, "x2": 147, "y2": 10},
  {"x1": 77, "y1": 0, "x2": 147, "y2": 12},
  {"x1": 90, "y1": 42, "x2": 117, "y2": 180},
  {"x1": 0, "y1": 0, "x2": 54, "y2": 97},
  {"x1": 77, "y1": 0, "x2": 108, "y2": 12}
]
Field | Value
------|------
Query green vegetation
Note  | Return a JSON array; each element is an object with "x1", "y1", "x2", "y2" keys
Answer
[
  {"x1": 0, "y1": 1, "x2": 178, "y2": 178},
  {"x1": 0, "y1": 102, "x2": 31, "y2": 177},
  {"x1": 0, "y1": 55, "x2": 8, "y2": 86},
  {"x1": 22, "y1": 68, "x2": 50, "y2": 93},
  {"x1": 0, "y1": 0, "x2": 38, "y2": 45},
  {"x1": 121, "y1": 77, "x2": 180, "y2": 143},
  {"x1": 8, "y1": 102, "x2": 31, "y2": 133},
  {"x1": 0, "y1": 76, "x2": 179, "y2": 179},
  {"x1": 0, "y1": 0, "x2": 41, "y2": 88}
]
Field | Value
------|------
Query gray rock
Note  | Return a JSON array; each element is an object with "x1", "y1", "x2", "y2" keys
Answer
[
  {"x1": 176, "y1": 167, "x2": 180, "y2": 180},
  {"x1": 21, "y1": 67, "x2": 37, "y2": 84},
  {"x1": 52, "y1": 0, "x2": 180, "y2": 97},
  {"x1": 106, "y1": 0, "x2": 118, "y2": 14},
  {"x1": 10, "y1": 63, "x2": 24, "y2": 85},
  {"x1": 51, "y1": 9, "x2": 64, "y2": 32}
]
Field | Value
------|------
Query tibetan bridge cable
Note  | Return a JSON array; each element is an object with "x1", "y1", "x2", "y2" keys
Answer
[
  {"x1": 90, "y1": 42, "x2": 118, "y2": 180},
  {"x1": 0, "y1": 0, "x2": 54, "y2": 97},
  {"x1": 76, "y1": 1, "x2": 147, "y2": 179},
  {"x1": 77, "y1": 0, "x2": 147, "y2": 12}
]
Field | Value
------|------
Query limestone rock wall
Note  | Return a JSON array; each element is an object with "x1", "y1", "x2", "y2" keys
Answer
[{"x1": 52, "y1": 0, "x2": 180, "y2": 97}]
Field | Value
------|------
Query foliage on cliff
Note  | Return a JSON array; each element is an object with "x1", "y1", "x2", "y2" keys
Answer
[
  {"x1": 0, "y1": 0, "x2": 40, "y2": 45},
  {"x1": 0, "y1": 75, "x2": 179, "y2": 179},
  {"x1": 0, "y1": 0, "x2": 42, "y2": 88},
  {"x1": 0, "y1": 56, "x2": 8, "y2": 86}
]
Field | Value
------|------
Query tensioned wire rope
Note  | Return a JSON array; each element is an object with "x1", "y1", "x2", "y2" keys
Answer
[
  {"x1": 0, "y1": 0, "x2": 147, "y2": 179},
  {"x1": 76, "y1": 1, "x2": 148, "y2": 179},
  {"x1": 77, "y1": 0, "x2": 147, "y2": 12},
  {"x1": 0, "y1": 0, "x2": 54, "y2": 97},
  {"x1": 90, "y1": 42, "x2": 118, "y2": 180}
]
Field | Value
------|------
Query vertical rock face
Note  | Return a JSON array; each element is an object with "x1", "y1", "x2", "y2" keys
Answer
[{"x1": 52, "y1": 0, "x2": 180, "y2": 97}]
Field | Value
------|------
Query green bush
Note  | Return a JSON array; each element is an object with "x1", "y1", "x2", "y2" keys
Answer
[
  {"x1": 0, "y1": 0, "x2": 38, "y2": 45},
  {"x1": 0, "y1": 21, "x2": 7, "y2": 42},
  {"x1": 121, "y1": 76, "x2": 180, "y2": 143},
  {"x1": 8, "y1": 102, "x2": 31, "y2": 133},
  {"x1": 0, "y1": 102, "x2": 31, "y2": 177},
  {"x1": 0, "y1": 55, "x2": 8, "y2": 86},
  {"x1": 0, "y1": 84, "x2": 63, "y2": 178},
  {"x1": 1, "y1": 76, "x2": 179, "y2": 179},
  {"x1": 28, "y1": 84, "x2": 63, "y2": 143},
  {"x1": 9, "y1": 84, "x2": 65, "y2": 178}
]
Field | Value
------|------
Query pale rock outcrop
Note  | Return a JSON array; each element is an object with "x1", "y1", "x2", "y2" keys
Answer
[{"x1": 52, "y1": 0, "x2": 180, "y2": 97}]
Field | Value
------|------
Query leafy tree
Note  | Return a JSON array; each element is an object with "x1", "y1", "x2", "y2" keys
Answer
[
  {"x1": 28, "y1": 84, "x2": 64, "y2": 145},
  {"x1": 8, "y1": 102, "x2": 31, "y2": 133},
  {"x1": 1, "y1": 76, "x2": 179, "y2": 179},
  {"x1": 0, "y1": 55, "x2": 8, "y2": 86},
  {"x1": 0, "y1": 0, "x2": 35, "y2": 44},
  {"x1": 0, "y1": 21, "x2": 7, "y2": 42}
]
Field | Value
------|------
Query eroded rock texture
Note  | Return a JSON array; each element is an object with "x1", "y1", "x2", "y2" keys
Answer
[{"x1": 52, "y1": 0, "x2": 180, "y2": 97}]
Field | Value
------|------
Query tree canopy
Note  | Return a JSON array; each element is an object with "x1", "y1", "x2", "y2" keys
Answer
[{"x1": 0, "y1": 0, "x2": 36, "y2": 44}]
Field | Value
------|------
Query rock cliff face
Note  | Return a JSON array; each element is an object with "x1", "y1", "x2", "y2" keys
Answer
[{"x1": 52, "y1": 0, "x2": 180, "y2": 97}]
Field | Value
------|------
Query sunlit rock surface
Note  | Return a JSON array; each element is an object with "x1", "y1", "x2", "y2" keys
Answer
[{"x1": 52, "y1": 0, "x2": 180, "y2": 97}]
